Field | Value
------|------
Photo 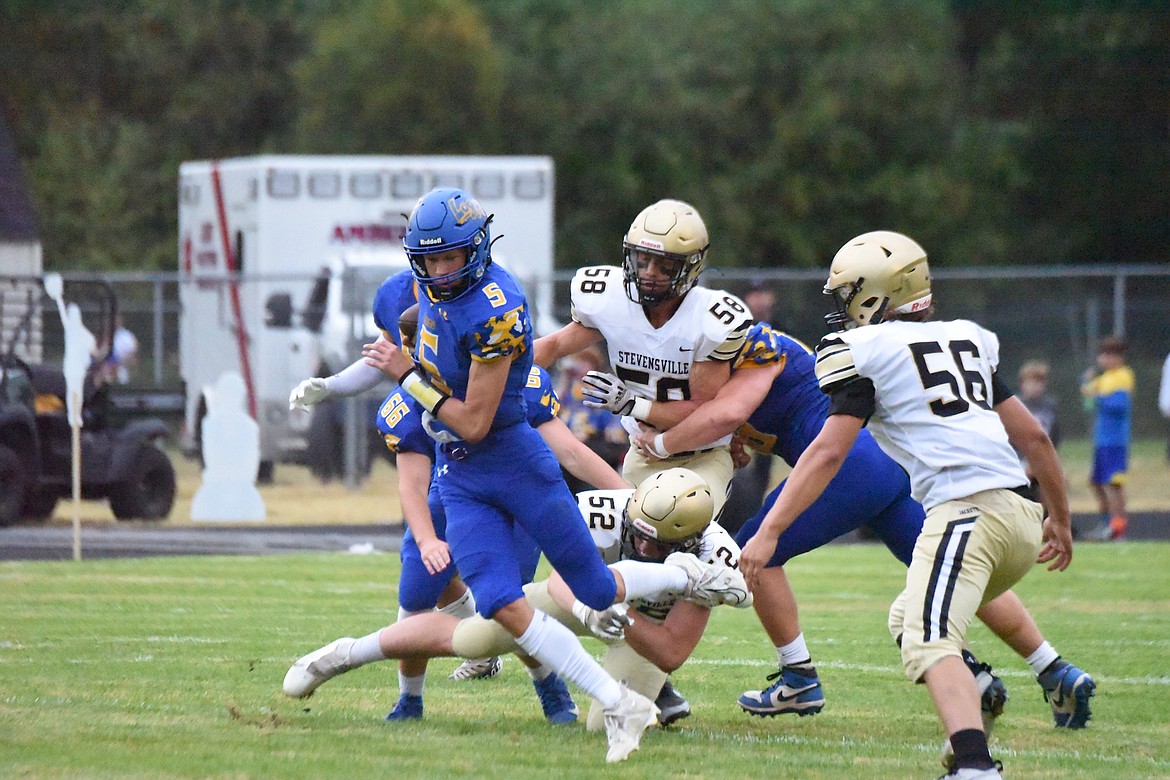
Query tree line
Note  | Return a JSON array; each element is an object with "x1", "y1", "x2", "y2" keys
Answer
[{"x1": 1, "y1": 0, "x2": 1166, "y2": 274}]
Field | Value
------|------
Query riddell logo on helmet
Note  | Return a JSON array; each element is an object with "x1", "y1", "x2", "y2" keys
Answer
[
  {"x1": 631, "y1": 518, "x2": 660, "y2": 539},
  {"x1": 637, "y1": 239, "x2": 665, "y2": 251},
  {"x1": 418, "y1": 237, "x2": 444, "y2": 246}
]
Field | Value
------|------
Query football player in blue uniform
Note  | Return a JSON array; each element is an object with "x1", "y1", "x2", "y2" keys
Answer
[
  {"x1": 632, "y1": 321, "x2": 1093, "y2": 741},
  {"x1": 358, "y1": 187, "x2": 747, "y2": 763},
  {"x1": 292, "y1": 295, "x2": 632, "y2": 725}
]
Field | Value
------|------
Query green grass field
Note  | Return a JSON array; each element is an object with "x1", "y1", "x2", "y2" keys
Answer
[{"x1": 3, "y1": 543, "x2": 1168, "y2": 778}]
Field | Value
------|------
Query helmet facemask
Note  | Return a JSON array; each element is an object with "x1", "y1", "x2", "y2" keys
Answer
[
  {"x1": 822, "y1": 231, "x2": 931, "y2": 330},
  {"x1": 618, "y1": 467, "x2": 713, "y2": 562},
  {"x1": 619, "y1": 510, "x2": 703, "y2": 563},
  {"x1": 823, "y1": 276, "x2": 889, "y2": 331},
  {"x1": 622, "y1": 245, "x2": 705, "y2": 305},
  {"x1": 404, "y1": 188, "x2": 494, "y2": 302},
  {"x1": 620, "y1": 199, "x2": 709, "y2": 306}
]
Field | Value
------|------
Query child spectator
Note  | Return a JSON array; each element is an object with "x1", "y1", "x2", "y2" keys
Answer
[
  {"x1": 1081, "y1": 336, "x2": 1134, "y2": 540},
  {"x1": 1015, "y1": 360, "x2": 1062, "y2": 503}
]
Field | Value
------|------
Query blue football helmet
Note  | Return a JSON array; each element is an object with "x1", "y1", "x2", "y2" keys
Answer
[{"x1": 404, "y1": 187, "x2": 493, "y2": 301}]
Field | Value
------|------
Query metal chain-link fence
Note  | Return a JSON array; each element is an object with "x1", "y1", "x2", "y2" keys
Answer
[{"x1": 25, "y1": 264, "x2": 1170, "y2": 445}]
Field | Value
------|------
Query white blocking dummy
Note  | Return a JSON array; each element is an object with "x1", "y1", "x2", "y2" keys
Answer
[{"x1": 191, "y1": 371, "x2": 266, "y2": 521}]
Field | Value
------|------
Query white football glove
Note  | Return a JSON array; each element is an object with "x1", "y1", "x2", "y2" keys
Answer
[
  {"x1": 421, "y1": 410, "x2": 461, "y2": 444},
  {"x1": 571, "y1": 600, "x2": 633, "y2": 642},
  {"x1": 581, "y1": 371, "x2": 636, "y2": 415},
  {"x1": 289, "y1": 378, "x2": 330, "y2": 412}
]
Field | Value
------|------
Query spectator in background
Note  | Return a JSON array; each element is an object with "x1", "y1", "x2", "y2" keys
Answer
[
  {"x1": 1081, "y1": 336, "x2": 1134, "y2": 541},
  {"x1": 1015, "y1": 360, "x2": 1062, "y2": 504},
  {"x1": 718, "y1": 282, "x2": 778, "y2": 535},
  {"x1": 103, "y1": 313, "x2": 139, "y2": 385},
  {"x1": 1160, "y1": 351, "x2": 1170, "y2": 462}
]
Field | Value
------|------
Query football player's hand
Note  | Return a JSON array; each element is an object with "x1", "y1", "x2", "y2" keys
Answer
[
  {"x1": 289, "y1": 378, "x2": 329, "y2": 412},
  {"x1": 1037, "y1": 515, "x2": 1073, "y2": 572},
  {"x1": 737, "y1": 531, "x2": 779, "y2": 593},
  {"x1": 572, "y1": 601, "x2": 633, "y2": 641},
  {"x1": 729, "y1": 437, "x2": 752, "y2": 469},
  {"x1": 581, "y1": 371, "x2": 636, "y2": 415},
  {"x1": 362, "y1": 338, "x2": 413, "y2": 380},
  {"x1": 633, "y1": 428, "x2": 669, "y2": 460},
  {"x1": 416, "y1": 537, "x2": 452, "y2": 576}
]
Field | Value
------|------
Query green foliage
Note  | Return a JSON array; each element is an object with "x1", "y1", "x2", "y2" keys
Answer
[
  {"x1": 291, "y1": 0, "x2": 504, "y2": 154},
  {"x1": 0, "y1": 2, "x2": 1165, "y2": 272},
  {"x1": 2, "y1": 544, "x2": 1168, "y2": 777}
]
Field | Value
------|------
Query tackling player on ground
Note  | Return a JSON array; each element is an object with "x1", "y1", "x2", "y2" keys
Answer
[{"x1": 284, "y1": 467, "x2": 751, "y2": 730}]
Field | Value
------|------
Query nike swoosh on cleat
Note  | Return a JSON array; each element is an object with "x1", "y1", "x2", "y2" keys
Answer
[{"x1": 775, "y1": 684, "x2": 818, "y2": 701}]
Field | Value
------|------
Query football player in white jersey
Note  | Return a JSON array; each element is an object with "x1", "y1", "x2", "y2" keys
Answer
[
  {"x1": 533, "y1": 199, "x2": 753, "y2": 518},
  {"x1": 284, "y1": 468, "x2": 750, "y2": 731},
  {"x1": 738, "y1": 231, "x2": 1077, "y2": 780}
]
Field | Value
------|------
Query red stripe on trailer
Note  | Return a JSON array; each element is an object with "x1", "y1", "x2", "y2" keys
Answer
[{"x1": 209, "y1": 161, "x2": 258, "y2": 420}]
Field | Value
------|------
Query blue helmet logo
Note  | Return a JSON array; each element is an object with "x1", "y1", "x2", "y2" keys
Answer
[{"x1": 404, "y1": 187, "x2": 493, "y2": 301}]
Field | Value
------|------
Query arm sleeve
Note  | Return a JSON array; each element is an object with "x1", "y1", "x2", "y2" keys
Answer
[
  {"x1": 989, "y1": 370, "x2": 1014, "y2": 406},
  {"x1": 322, "y1": 359, "x2": 386, "y2": 396},
  {"x1": 826, "y1": 377, "x2": 876, "y2": 420}
]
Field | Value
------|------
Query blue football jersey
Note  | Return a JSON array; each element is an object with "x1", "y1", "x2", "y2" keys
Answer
[
  {"x1": 374, "y1": 389, "x2": 434, "y2": 456},
  {"x1": 376, "y1": 364, "x2": 560, "y2": 453},
  {"x1": 734, "y1": 322, "x2": 828, "y2": 466},
  {"x1": 414, "y1": 264, "x2": 533, "y2": 431},
  {"x1": 371, "y1": 268, "x2": 419, "y2": 346}
]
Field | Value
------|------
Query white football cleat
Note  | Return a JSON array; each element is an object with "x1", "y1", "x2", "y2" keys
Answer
[
  {"x1": 283, "y1": 637, "x2": 356, "y2": 699},
  {"x1": 449, "y1": 655, "x2": 503, "y2": 681},
  {"x1": 664, "y1": 552, "x2": 753, "y2": 609},
  {"x1": 603, "y1": 683, "x2": 658, "y2": 763}
]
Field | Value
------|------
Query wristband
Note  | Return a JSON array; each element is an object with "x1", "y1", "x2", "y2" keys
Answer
[
  {"x1": 646, "y1": 432, "x2": 671, "y2": 459},
  {"x1": 570, "y1": 599, "x2": 592, "y2": 625},
  {"x1": 399, "y1": 368, "x2": 449, "y2": 416},
  {"x1": 631, "y1": 397, "x2": 653, "y2": 422}
]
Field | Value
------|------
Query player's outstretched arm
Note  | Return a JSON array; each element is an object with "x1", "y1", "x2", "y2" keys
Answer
[
  {"x1": 289, "y1": 343, "x2": 388, "y2": 411},
  {"x1": 997, "y1": 395, "x2": 1073, "y2": 571},
  {"x1": 635, "y1": 362, "x2": 780, "y2": 458},
  {"x1": 622, "y1": 600, "x2": 710, "y2": 673},
  {"x1": 533, "y1": 321, "x2": 603, "y2": 368},
  {"x1": 739, "y1": 414, "x2": 861, "y2": 589},
  {"x1": 537, "y1": 415, "x2": 631, "y2": 490},
  {"x1": 396, "y1": 450, "x2": 450, "y2": 575}
]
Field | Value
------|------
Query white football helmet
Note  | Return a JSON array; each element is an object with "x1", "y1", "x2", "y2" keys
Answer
[
  {"x1": 823, "y1": 230, "x2": 932, "y2": 329},
  {"x1": 620, "y1": 467, "x2": 713, "y2": 562},
  {"x1": 622, "y1": 199, "x2": 709, "y2": 305}
]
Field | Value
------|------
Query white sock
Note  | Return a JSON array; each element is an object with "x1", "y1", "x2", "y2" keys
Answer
[
  {"x1": 398, "y1": 671, "x2": 426, "y2": 697},
  {"x1": 1026, "y1": 641, "x2": 1060, "y2": 676},
  {"x1": 778, "y1": 634, "x2": 812, "y2": 667},
  {"x1": 348, "y1": 630, "x2": 389, "y2": 666},
  {"x1": 609, "y1": 559, "x2": 688, "y2": 602},
  {"x1": 439, "y1": 589, "x2": 477, "y2": 620},
  {"x1": 514, "y1": 610, "x2": 621, "y2": 708}
]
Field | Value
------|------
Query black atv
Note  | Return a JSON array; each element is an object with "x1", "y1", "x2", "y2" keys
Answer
[{"x1": 0, "y1": 277, "x2": 176, "y2": 526}]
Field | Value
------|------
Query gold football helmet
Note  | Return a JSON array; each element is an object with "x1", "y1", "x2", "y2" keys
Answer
[
  {"x1": 823, "y1": 230, "x2": 932, "y2": 329},
  {"x1": 622, "y1": 199, "x2": 709, "y2": 305},
  {"x1": 620, "y1": 467, "x2": 713, "y2": 562}
]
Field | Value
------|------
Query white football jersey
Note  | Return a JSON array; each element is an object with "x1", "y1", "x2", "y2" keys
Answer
[
  {"x1": 569, "y1": 265, "x2": 752, "y2": 446},
  {"x1": 815, "y1": 319, "x2": 1027, "y2": 510},
  {"x1": 576, "y1": 488, "x2": 742, "y2": 621}
]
